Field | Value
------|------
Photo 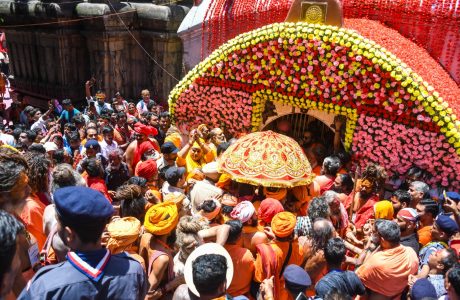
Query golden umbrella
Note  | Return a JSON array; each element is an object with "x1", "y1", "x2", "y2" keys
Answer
[{"x1": 218, "y1": 131, "x2": 314, "y2": 188}]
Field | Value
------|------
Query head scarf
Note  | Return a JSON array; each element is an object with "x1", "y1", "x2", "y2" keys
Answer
[
  {"x1": 230, "y1": 201, "x2": 255, "y2": 224},
  {"x1": 397, "y1": 208, "x2": 418, "y2": 223},
  {"x1": 165, "y1": 132, "x2": 181, "y2": 149},
  {"x1": 134, "y1": 122, "x2": 158, "y2": 136},
  {"x1": 190, "y1": 181, "x2": 224, "y2": 213},
  {"x1": 258, "y1": 198, "x2": 284, "y2": 225},
  {"x1": 198, "y1": 199, "x2": 221, "y2": 221},
  {"x1": 144, "y1": 201, "x2": 179, "y2": 236},
  {"x1": 133, "y1": 140, "x2": 158, "y2": 168},
  {"x1": 271, "y1": 212, "x2": 296, "y2": 238},
  {"x1": 263, "y1": 187, "x2": 288, "y2": 201},
  {"x1": 374, "y1": 200, "x2": 394, "y2": 220},
  {"x1": 135, "y1": 159, "x2": 158, "y2": 180},
  {"x1": 106, "y1": 217, "x2": 141, "y2": 254}
]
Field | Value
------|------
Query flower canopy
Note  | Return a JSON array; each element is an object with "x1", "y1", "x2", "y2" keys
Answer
[
  {"x1": 169, "y1": 22, "x2": 460, "y2": 189},
  {"x1": 218, "y1": 131, "x2": 314, "y2": 188}
]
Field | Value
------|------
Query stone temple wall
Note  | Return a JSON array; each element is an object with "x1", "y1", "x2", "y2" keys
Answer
[{"x1": 0, "y1": 0, "x2": 190, "y2": 107}]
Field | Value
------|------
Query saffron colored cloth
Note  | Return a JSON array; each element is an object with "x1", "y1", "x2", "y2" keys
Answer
[
  {"x1": 258, "y1": 198, "x2": 284, "y2": 225},
  {"x1": 418, "y1": 226, "x2": 433, "y2": 246},
  {"x1": 255, "y1": 241, "x2": 304, "y2": 300},
  {"x1": 86, "y1": 177, "x2": 112, "y2": 203},
  {"x1": 263, "y1": 187, "x2": 287, "y2": 201},
  {"x1": 271, "y1": 212, "x2": 296, "y2": 238},
  {"x1": 315, "y1": 175, "x2": 336, "y2": 195},
  {"x1": 144, "y1": 201, "x2": 178, "y2": 236},
  {"x1": 176, "y1": 147, "x2": 214, "y2": 177},
  {"x1": 133, "y1": 140, "x2": 159, "y2": 169},
  {"x1": 353, "y1": 195, "x2": 379, "y2": 229},
  {"x1": 374, "y1": 200, "x2": 394, "y2": 220},
  {"x1": 224, "y1": 244, "x2": 255, "y2": 298},
  {"x1": 20, "y1": 193, "x2": 47, "y2": 251},
  {"x1": 356, "y1": 245, "x2": 419, "y2": 298}
]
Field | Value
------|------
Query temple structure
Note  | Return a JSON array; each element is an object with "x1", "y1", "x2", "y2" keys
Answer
[{"x1": 0, "y1": 0, "x2": 190, "y2": 106}]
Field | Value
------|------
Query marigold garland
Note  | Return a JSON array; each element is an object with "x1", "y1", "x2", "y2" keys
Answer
[{"x1": 169, "y1": 22, "x2": 460, "y2": 188}]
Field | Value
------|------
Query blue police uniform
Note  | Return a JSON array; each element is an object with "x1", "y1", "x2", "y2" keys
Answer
[{"x1": 18, "y1": 187, "x2": 147, "y2": 300}]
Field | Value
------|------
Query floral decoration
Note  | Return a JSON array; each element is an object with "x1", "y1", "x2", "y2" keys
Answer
[{"x1": 169, "y1": 22, "x2": 460, "y2": 188}]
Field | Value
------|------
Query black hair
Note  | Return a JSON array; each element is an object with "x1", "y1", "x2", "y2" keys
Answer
[
  {"x1": 117, "y1": 111, "x2": 127, "y2": 119},
  {"x1": 324, "y1": 290, "x2": 352, "y2": 300},
  {"x1": 28, "y1": 144, "x2": 46, "y2": 154},
  {"x1": 100, "y1": 114, "x2": 111, "y2": 121},
  {"x1": 192, "y1": 254, "x2": 227, "y2": 295},
  {"x1": 0, "y1": 147, "x2": 29, "y2": 193},
  {"x1": 127, "y1": 176, "x2": 147, "y2": 187},
  {"x1": 102, "y1": 126, "x2": 114, "y2": 135},
  {"x1": 148, "y1": 112, "x2": 159, "y2": 121},
  {"x1": 199, "y1": 199, "x2": 217, "y2": 213},
  {"x1": 64, "y1": 217, "x2": 108, "y2": 245},
  {"x1": 407, "y1": 166, "x2": 425, "y2": 180},
  {"x1": 375, "y1": 219, "x2": 400, "y2": 244},
  {"x1": 159, "y1": 111, "x2": 170, "y2": 119},
  {"x1": 420, "y1": 198, "x2": 439, "y2": 218},
  {"x1": 146, "y1": 100, "x2": 156, "y2": 111},
  {"x1": 62, "y1": 99, "x2": 72, "y2": 106},
  {"x1": 217, "y1": 142, "x2": 230, "y2": 157},
  {"x1": 72, "y1": 115, "x2": 85, "y2": 125},
  {"x1": 324, "y1": 237, "x2": 346, "y2": 266},
  {"x1": 225, "y1": 220, "x2": 243, "y2": 244},
  {"x1": 64, "y1": 123, "x2": 77, "y2": 131},
  {"x1": 0, "y1": 210, "x2": 25, "y2": 284},
  {"x1": 30, "y1": 108, "x2": 40, "y2": 117},
  {"x1": 337, "y1": 173, "x2": 354, "y2": 194},
  {"x1": 12, "y1": 128, "x2": 22, "y2": 140},
  {"x1": 336, "y1": 151, "x2": 351, "y2": 165},
  {"x1": 441, "y1": 248, "x2": 458, "y2": 274},
  {"x1": 81, "y1": 158, "x2": 103, "y2": 178},
  {"x1": 53, "y1": 149, "x2": 66, "y2": 165},
  {"x1": 392, "y1": 189, "x2": 412, "y2": 207},
  {"x1": 322, "y1": 156, "x2": 342, "y2": 176},
  {"x1": 69, "y1": 132, "x2": 81, "y2": 142},
  {"x1": 221, "y1": 204, "x2": 234, "y2": 215},
  {"x1": 308, "y1": 197, "x2": 330, "y2": 221},
  {"x1": 118, "y1": 185, "x2": 148, "y2": 223},
  {"x1": 448, "y1": 264, "x2": 460, "y2": 296},
  {"x1": 23, "y1": 130, "x2": 37, "y2": 142}
]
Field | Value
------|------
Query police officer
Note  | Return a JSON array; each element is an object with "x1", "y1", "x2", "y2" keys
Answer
[{"x1": 19, "y1": 187, "x2": 147, "y2": 299}]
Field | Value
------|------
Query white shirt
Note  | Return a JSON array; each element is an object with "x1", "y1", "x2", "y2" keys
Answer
[
  {"x1": 86, "y1": 96, "x2": 112, "y2": 115},
  {"x1": 136, "y1": 100, "x2": 150, "y2": 114},
  {"x1": 31, "y1": 117, "x2": 47, "y2": 134},
  {"x1": 100, "y1": 139, "x2": 118, "y2": 159},
  {"x1": 0, "y1": 132, "x2": 15, "y2": 146}
]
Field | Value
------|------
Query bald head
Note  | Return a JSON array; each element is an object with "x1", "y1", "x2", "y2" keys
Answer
[{"x1": 312, "y1": 218, "x2": 334, "y2": 251}]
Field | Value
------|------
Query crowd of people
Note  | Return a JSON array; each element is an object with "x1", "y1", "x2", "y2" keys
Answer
[{"x1": 0, "y1": 82, "x2": 460, "y2": 300}]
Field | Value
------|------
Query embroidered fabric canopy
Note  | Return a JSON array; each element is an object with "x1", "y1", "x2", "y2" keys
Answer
[{"x1": 218, "y1": 130, "x2": 314, "y2": 188}]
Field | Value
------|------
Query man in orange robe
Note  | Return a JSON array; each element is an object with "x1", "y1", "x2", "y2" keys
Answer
[{"x1": 254, "y1": 212, "x2": 304, "y2": 300}]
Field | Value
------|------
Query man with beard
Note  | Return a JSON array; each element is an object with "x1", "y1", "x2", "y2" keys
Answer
[
  {"x1": 0, "y1": 147, "x2": 33, "y2": 297},
  {"x1": 124, "y1": 123, "x2": 159, "y2": 175},
  {"x1": 105, "y1": 149, "x2": 130, "y2": 191},
  {"x1": 19, "y1": 187, "x2": 147, "y2": 299},
  {"x1": 352, "y1": 164, "x2": 388, "y2": 229},
  {"x1": 391, "y1": 189, "x2": 412, "y2": 215},
  {"x1": 208, "y1": 127, "x2": 226, "y2": 159}
]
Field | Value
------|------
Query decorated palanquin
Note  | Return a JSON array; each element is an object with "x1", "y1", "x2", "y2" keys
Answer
[{"x1": 170, "y1": 1, "x2": 460, "y2": 190}]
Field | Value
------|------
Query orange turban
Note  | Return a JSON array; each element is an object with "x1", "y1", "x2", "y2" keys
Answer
[
  {"x1": 263, "y1": 187, "x2": 288, "y2": 201},
  {"x1": 258, "y1": 198, "x2": 284, "y2": 225},
  {"x1": 144, "y1": 201, "x2": 179, "y2": 236},
  {"x1": 271, "y1": 212, "x2": 296, "y2": 238},
  {"x1": 134, "y1": 122, "x2": 158, "y2": 136},
  {"x1": 135, "y1": 159, "x2": 158, "y2": 180},
  {"x1": 106, "y1": 217, "x2": 141, "y2": 254}
]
